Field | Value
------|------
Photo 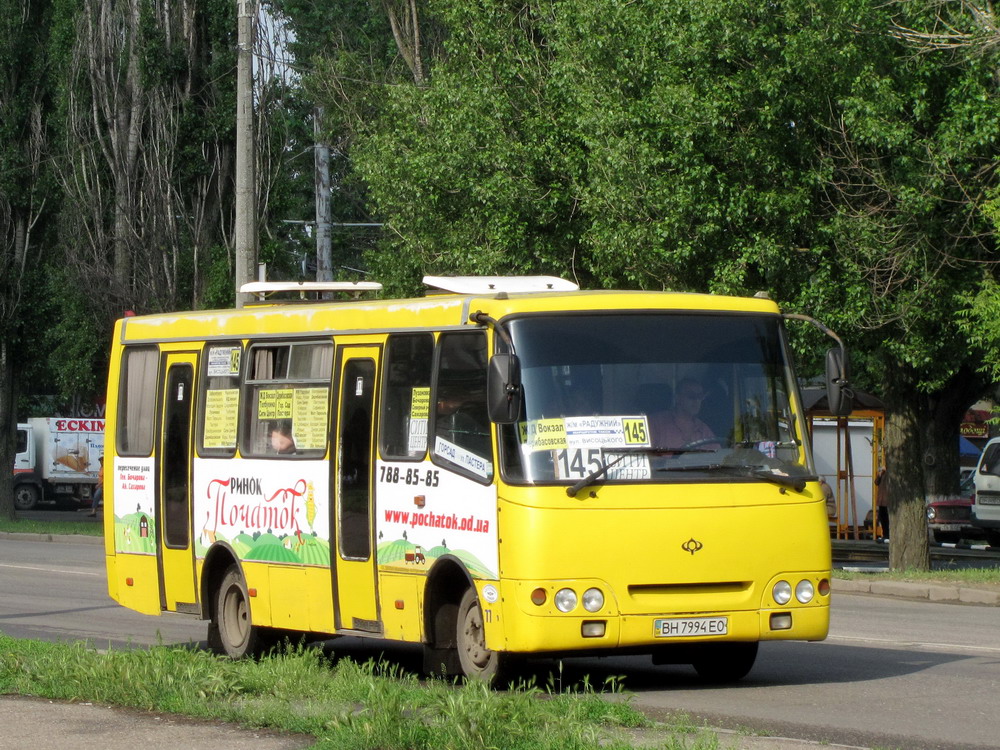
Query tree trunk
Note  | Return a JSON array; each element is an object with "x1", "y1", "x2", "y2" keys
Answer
[
  {"x1": 882, "y1": 368, "x2": 931, "y2": 571},
  {"x1": 921, "y1": 366, "x2": 985, "y2": 501},
  {"x1": 0, "y1": 336, "x2": 16, "y2": 521}
]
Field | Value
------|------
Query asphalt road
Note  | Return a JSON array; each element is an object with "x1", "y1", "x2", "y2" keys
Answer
[{"x1": 1, "y1": 534, "x2": 998, "y2": 749}]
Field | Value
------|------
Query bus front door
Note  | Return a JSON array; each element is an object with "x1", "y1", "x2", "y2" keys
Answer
[
  {"x1": 156, "y1": 352, "x2": 198, "y2": 613},
  {"x1": 332, "y1": 346, "x2": 381, "y2": 633}
]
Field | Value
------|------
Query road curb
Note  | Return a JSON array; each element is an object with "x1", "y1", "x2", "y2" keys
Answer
[{"x1": 833, "y1": 576, "x2": 1000, "y2": 606}]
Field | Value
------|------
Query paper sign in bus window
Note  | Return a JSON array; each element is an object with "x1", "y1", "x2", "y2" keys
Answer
[
  {"x1": 408, "y1": 387, "x2": 430, "y2": 452},
  {"x1": 207, "y1": 346, "x2": 241, "y2": 377},
  {"x1": 550, "y1": 415, "x2": 652, "y2": 480},
  {"x1": 292, "y1": 387, "x2": 328, "y2": 450},
  {"x1": 257, "y1": 388, "x2": 294, "y2": 420},
  {"x1": 204, "y1": 389, "x2": 239, "y2": 448}
]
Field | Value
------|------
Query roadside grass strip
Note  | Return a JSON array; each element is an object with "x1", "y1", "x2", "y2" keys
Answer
[
  {"x1": 0, "y1": 518, "x2": 103, "y2": 537},
  {"x1": 0, "y1": 635, "x2": 723, "y2": 750}
]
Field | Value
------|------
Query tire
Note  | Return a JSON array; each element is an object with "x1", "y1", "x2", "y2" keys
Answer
[
  {"x1": 691, "y1": 641, "x2": 759, "y2": 683},
  {"x1": 211, "y1": 565, "x2": 266, "y2": 659},
  {"x1": 984, "y1": 530, "x2": 1000, "y2": 549},
  {"x1": 13, "y1": 484, "x2": 40, "y2": 511},
  {"x1": 456, "y1": 587, "x2": 508, "y2": 683}
]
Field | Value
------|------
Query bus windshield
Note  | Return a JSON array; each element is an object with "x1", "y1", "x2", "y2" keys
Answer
[{"x1": 500, "y1": 313, "x2": 814, "y2": 486}]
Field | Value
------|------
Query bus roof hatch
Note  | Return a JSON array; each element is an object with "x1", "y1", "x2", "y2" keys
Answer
[{"x1": 422, "y1": 275, "x2": 579, "y2": 295}]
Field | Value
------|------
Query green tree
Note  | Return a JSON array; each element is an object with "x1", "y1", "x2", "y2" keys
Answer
[
  {"x1": 318, "y1": 0, "x2": 1000, "y2": 568},
  {"x1": 0, "y1": 0, "x2": 58, "y2": 520}
]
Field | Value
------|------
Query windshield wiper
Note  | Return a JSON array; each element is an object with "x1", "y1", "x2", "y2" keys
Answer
[
  {"x1": 565, "y1": 446, "x2": 676, "y2": 497},
  {"x1": 658, "y1": 463, "x2": 812, "y2": 492}
]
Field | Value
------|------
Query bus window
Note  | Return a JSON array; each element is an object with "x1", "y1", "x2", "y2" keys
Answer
[
  {"x1": 242, "y1": 341, "x2": 333, "y2": 457},
  {"x1": 117, "y1": 346, "x2": 158, "y2": 456},
  {"x1": 432, "y1": 332, "x2": 492, "y2": 482},
  {"x1": 501, "y1": 314, "x2": 810, "y2": 485},
  {"x1": 198, "y1": 343, "x2": 242, "y2": 457},
  {"x1": 380, "y1": 333, "x2": 433, "y2": 460}
]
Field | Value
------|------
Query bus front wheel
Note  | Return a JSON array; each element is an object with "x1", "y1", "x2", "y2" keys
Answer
[
  {"x1": 691, "y1": 641, "x2": 758, "y2": 683},
  {"x1": 211, "y1": 565, "x2": 264, "y2": 659},
  {"x1": 456, "y1": 587, "x2": 507, "y2": 683}
]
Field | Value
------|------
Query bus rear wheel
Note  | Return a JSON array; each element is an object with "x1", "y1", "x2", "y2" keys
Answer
[
  {"x1": 691, "y1": 641, "x2": 758, "y2": 683},
  {"x1": 211, "y1": 565, "x2": 265, "y2": 659},
  {"x1": 456, "y1": 587, "x2": 507, "y2": 683}
]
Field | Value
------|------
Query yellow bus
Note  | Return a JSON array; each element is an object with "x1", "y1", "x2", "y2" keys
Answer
[{"x1": 103, "y1": 276, "x2": 843, "y2": 682}]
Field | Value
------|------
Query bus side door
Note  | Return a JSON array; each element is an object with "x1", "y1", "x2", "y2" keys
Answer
[
  {"x1": 156, "y1": 352, "x2": 198, "y2": 612},
  {"x1": 332, "y1": 345, "x2": 381, "y2": 632}
]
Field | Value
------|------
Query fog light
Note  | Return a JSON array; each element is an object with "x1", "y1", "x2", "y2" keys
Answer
[
  {"x1": 531, "y1": 588, "x2": 547, "y2": 606},
  {"x1": 554, "y1": 588, "x2": 578, "y2": 612},
  {"x1": 770, "y1": 612, "x2": 793, "y2": 630},
  {"x1": 582, "y1": 587, "x2": 604, "y2": 613},
  {"x1": 772, "y1": 580, "x2": 792, "y2": 605},
  {"x1": 581, "y1": 621, "x2": 606, "y2": 638},
  {"x1": 795, "y1": 579, "x2": 815, "y2": 603}
]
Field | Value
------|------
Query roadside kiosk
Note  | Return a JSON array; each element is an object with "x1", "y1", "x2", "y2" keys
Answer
[{"x1": 804, "y1": 388, "x2": 885, "y2": 540}]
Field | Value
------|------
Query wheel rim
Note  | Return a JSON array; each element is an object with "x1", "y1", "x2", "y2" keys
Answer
[
  {"x1": 460, "y1": 598, "x2": 490, "y2": 670},
  {"x1": 220, "y1": 582, "x2": 250, "y2": 649}
]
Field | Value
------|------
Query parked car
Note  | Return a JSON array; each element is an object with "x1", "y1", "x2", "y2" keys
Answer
[{"x1": 926, "y1": 473, "x2": 980, "y2": 544}]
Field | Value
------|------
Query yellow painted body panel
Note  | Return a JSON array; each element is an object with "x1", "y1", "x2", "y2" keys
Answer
[
  {"x1": 106, "y1": 553, "x2": 161, "y2": 616},
  {"x1": 115, "y1": 290, "x2": 781, "y2": 347},
  {"x1": 378, "y1": 573, "x2": 424, "y2": 642},
  {"x1": 487, "y1": 480, "x2": 831, "y2": 653}
]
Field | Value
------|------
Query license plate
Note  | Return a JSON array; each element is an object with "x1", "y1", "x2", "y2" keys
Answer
[
  {"x1": 979, "y1": 495, "x2": 1000, "y2": 506},
  {"x1": 654, "y1": 616, "x2": 728, "y2": 638}
]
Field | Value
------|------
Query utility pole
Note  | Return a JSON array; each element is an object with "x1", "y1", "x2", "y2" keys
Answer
[
  {"x1": 313, "y1": 107, "x2": 332, "y2": 283},
  {"x1": 234, "y1": 0, "x2": 257, "y2": 308}
]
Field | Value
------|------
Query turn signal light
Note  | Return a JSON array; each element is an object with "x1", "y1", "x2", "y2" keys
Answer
[{"x1": 530, "y1": 588, "x2": 547, "y2": 606}]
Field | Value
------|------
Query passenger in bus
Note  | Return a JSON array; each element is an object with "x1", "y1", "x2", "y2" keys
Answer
[
  {"x1": 270, "y1": 421, "x2": 296, "y2": 454},
  {"x1": 651, "y1": 378, "x2": 720, "y2": 450}
]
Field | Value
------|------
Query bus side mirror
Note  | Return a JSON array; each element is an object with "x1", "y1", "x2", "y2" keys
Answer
[
  {"x1": 487, "y1": 353, "x2": 522, "y2": 424},
  {"x1": 825, "y1": 347, "x2": 852, "y2": 417}
]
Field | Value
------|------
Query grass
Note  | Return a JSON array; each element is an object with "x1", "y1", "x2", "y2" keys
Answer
[
  {"x1": 0, "y1": 516, "x2": 103, "y2": 537},
  {"x1": 835, "y1": 567, "x2": 1000, "y2": 587},
  {"x1": 0, "y1": 635, "x2": 725, "y2": 750}
]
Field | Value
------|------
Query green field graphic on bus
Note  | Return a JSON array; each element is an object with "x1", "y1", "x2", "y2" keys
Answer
[
  {"x1": 114, "y1": 513, "x2": 156, "y2": 555},
  {"x1": 377, "y1": 538, "x2": 494, "y2": 579},
  {"x1": 195, "y1": 529, "x2": 331, "y2": 566}
]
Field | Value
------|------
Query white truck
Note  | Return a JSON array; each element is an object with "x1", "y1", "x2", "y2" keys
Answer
[
  {"x1": 13, "y1": 418, "x2": 105, "y2": 510},
  {"x1": 972, "y1": 436, "x2": 1000, "y2": 548}
]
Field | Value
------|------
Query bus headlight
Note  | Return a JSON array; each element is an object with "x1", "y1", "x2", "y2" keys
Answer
[
  {"x1": 795, "y1": 579, "x2": 815, "y2": 603},
  {"x1": 582, "y1": 588, "x2": 604, "y2": 612},
  {"x1": 554, "y1": 588, "x2": 578, "y2": 612},
  {"x1": 772, "y1": 580, "x2": 792, "y2": 605}
]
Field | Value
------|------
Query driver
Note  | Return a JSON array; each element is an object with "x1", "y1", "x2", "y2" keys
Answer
[{"x1": 652, "y1": 378, "x2": 720, "y2": 450}]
